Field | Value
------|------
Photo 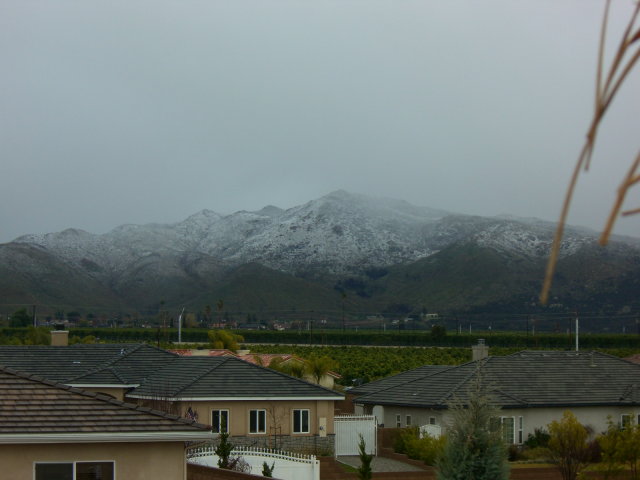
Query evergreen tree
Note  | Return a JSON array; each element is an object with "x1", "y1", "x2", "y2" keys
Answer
[
  {"x1": 261, "y1": 461, "x2": 275, "y2": 477},
  {"x1": 357, "y1": 433, "x2": 373, "y2": 480},
  {"x1": 436, "y1": 368, "x2": 509, "y2": 480},
  {"x1": 214, "y1": 432, "x2": 234, "y2": 469}
]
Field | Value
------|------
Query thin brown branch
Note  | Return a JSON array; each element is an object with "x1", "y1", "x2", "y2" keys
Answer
[
  {"x1": 540, "y1": 142, "x2": 592, "y2": 305},
  {"x1": 599, "y1": 150, "x2": 640, "y2": 245},
  {"x1": 622, "y1": 207, "x2": 640, "y2": 216},
  {"x1": 596, "y1": 0, "x2": 611, "y2": 105},
  {"x1": 541, "y1": 4, "x2": 640, "y2": 303}
]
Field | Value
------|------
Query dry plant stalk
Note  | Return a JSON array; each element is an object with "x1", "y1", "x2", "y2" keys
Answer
[{"x1": 540, "y1": 0, "x2": 640, "y2": 305}]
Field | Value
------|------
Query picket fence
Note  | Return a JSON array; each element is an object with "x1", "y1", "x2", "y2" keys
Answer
[{"x1": 188, "y1": 445, "x2": 320, "y2": 480}]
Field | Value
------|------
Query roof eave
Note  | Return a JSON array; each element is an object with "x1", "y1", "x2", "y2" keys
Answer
[
  {"x1": 66, "y1": 383, "x2": 139, "y2": 389},
  {"x1": 127, "y1": 394, "x2": 345, "y2": 402},
  {"x1": 0, "y1": 431, "x2": 213, "y2": 444}
]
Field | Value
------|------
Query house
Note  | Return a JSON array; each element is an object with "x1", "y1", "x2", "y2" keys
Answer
[
  {"x1": 352, "y1": 351, "x2": 640, "y2": 444},
  {"x1": 0, "y1": 342, "x2": 344, "y2": 454},
  {"x1": 129, "y1": 356, "x2": 342, "y2": 453},
  {"x1": 0, "y1": 365, "x2": 211, "y2": 480}
]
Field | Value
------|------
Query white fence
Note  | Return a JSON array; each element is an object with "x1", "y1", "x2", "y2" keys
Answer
[
  {"x1": 334, "y1": 414, "x2": 377, "y2": 456},
  {"x1": 420, "y1": 424, "x2": 442, "y2": 438},
  {"x1": 187, "y1": 445, "x2": 320, "y2": 480}
]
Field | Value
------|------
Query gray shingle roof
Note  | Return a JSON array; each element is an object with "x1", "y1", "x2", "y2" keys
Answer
[
  {"x1": 0, "y1": 365, "x2": 210, "y2": 439},
  {"x1": 130, "y1": 356, "x2": 344, "y2": 400},
  {"x1": 355, "y1": 351, "x2": 640, "y2": 409},
  {"x1": 0, "y1": 344, "x2": 343, "y2": 401},
  {"x1": 349, "y1": 365, "x2": 451, "y2": 396},
  {"x1": 0, "y1": 344, "x2": 177, "y2": 385}
]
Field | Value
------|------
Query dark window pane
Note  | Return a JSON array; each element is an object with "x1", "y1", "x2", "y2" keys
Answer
[
  {"x1": 294, "y1": 410, "x2": 301, "y2": 432},
  {"x1": 212, "y1": 410, "x2": 220, "y2": 433},
  {"x1": 221, "y1": 410, "x2": 228, "y2": 433},
  {"x1": 76, "y1": 461, "x2": 114, "y2": 480},
  {"x1": 36, "y1": 463, "x2": 73, "y2": 480}
]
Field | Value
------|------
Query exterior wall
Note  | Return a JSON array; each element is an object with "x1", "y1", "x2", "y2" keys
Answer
[
  {"x1": 0, "y1": 441, "x2": 187, "y2": 480},
  {"x1": 502, "y1": 406, "x2": 640, "y2": 441},
  {"x1": 376, "y1": 405, "x2": 445, "y2": 430},
  {"x1": 175, "y1": 399, "x2": 336, "y2": 455},
  {"x1": 220, "y1": 433, "x2": 335, "y2": 456},
  {"x1": 174, "y1": 399, "x2": 335, "y2": 436},
  {"x1": 369, "y1": 403, "x2": 640, "y2": 444}
]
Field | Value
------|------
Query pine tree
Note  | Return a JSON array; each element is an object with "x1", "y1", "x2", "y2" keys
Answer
[
  {"x1": 436, "y1": 368, "x2": 509, "y2": 480},
  {"x1": 214, "y1": 432, "x2": 234, "y2": 469},
  {"x1": 357, "y1": 434, "x2": 373, "y2": 480}
]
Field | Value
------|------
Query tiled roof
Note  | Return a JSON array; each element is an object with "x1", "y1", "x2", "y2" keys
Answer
[
  {"x1": 129, "y1": 356, "x2": 344, "y2": 400},
  {"x1": 0, "y1": 344, "x2": 344, "y2": 401},
  {"x1": 0, "y1": 366, "x2": 210, "y2": 441},
  {"x1": 349, "y1": 365, "x2": 451, "y2": 396},
  {"x1": 0, "y1": 344, "x2": 177, "y2": 385},
  {"x1": 355, "y1": 351, "x2": 640, "y2": 409}
]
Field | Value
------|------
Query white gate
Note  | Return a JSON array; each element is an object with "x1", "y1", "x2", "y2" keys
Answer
[{"x1": 334, "y1": 414, "x2": 377, "y2": 457}]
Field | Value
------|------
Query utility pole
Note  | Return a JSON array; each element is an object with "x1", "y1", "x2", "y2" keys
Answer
[
  {"x1": 177, "y1": 307, "x2": 185, "y2": 343},
  {"x1": 341, "y1": 292, "x2": 346, "y2": 332},
  {"x1": 575, "y1": 312, "x2": 579, "y2": 352}
]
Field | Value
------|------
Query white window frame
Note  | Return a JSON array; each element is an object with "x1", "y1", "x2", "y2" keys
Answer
[
  {"x1": 212, "y1": 409, "x2": 229, "y2": 434},
  {"x1": 249, "y1": 409, "x2": 266, "y2": 434},
  {"x1": 517, "y1": 416, "x2": 523, "y2": 445},
  {"x1": 621, "y1": 413, "x2": 633, "y2": 429},
  {"x1": 34, "y1": 460, "x2": 115, "y2": 480},
  {"x1": 499, "y1": 416, "x2": 516, "y2": 445},
  {"x1": 406, "y1": 415, "x2": 412, "y2": 427},
  {"x1": 396, "y1": 414, "x2": 401, "y2": 428},
  {"x1": 292, "y1": 409, "x2": 310, "y2": 434}
]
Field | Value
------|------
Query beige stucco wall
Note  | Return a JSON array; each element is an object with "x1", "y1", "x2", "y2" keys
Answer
[
  {"x1": 0, "y1": 441, "x2": 187, "y2": 480},
  {"x1": 174, "y1": 399, "x2": 335, "y2": 436}
]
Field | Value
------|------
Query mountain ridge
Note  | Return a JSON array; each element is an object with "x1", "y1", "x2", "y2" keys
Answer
[{"x1": 2, "y1": 190, "x2": 638, "y2": 317}]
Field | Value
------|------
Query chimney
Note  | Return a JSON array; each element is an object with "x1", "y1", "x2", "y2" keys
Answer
[
  {"x1": 472, "y1": 338, "x2": 489, "y2": 361},
  {"x1": 51, "y1": 330, "x2": 69, "y2": 347}
]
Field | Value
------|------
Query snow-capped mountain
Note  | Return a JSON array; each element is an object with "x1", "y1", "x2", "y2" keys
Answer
[
  {"x1": 10, "y1": 190, "x2": 607, "y2": 276},
  {"x1": 4, "y1": 190, "x2": 639, "y2": 313}
]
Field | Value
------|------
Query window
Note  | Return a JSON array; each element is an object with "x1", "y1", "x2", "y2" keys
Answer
[
  {"x1": 293, "y1": 409, "x2": 310, "y2": 433},
  {"x1": 517, "y1": 416, "x2": 523, "y2": 444},
  {"x1": 212, "y1": 409, "x2": 229, "y2": 434},
  {"x1": 500, "y1": 417, "x2": 515, "y2": 445},
  {"x1": 249, "y1": 409, "x2": 266, "y2": 434},
  {"x1": 35, "y1": 461, "x2": 114, "y2": 480},
  {"x1": 429, "y1": 417, "x2": 437, "y2": 425},
  {"x1": 406, "y1": 415, "x2": 412, "y2": 427},
  {"x1": 621, "y1": 414, "x2": 632, "y2": 429},
  {"x1": 396, "y1": 414, "x2": 401, "y2": 428}
]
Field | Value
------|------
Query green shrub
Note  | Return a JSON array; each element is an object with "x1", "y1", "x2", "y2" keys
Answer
[
  {"x1": 524, "y1": 428, "x2": 551, "y2": 449},
  {"x1": 394, "y1": 427, "x2": 446, "y2": 466},
  {"x1": 521, "y1": 447, "x2": 553, "y2": 462}
]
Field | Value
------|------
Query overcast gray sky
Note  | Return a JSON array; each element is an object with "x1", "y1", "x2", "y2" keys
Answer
[{"x1": 1, "y1": 0, "x2": 639, "y2": 244}]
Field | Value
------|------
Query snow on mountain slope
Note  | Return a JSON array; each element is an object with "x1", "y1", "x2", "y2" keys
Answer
[{"x1": 11, "y1": 190, "x2": 627, "y2": 277}]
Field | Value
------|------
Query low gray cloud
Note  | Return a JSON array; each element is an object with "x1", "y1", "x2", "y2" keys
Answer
[{"x1": 1, "y1": 0, "x2": 638, "y2": 243}]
